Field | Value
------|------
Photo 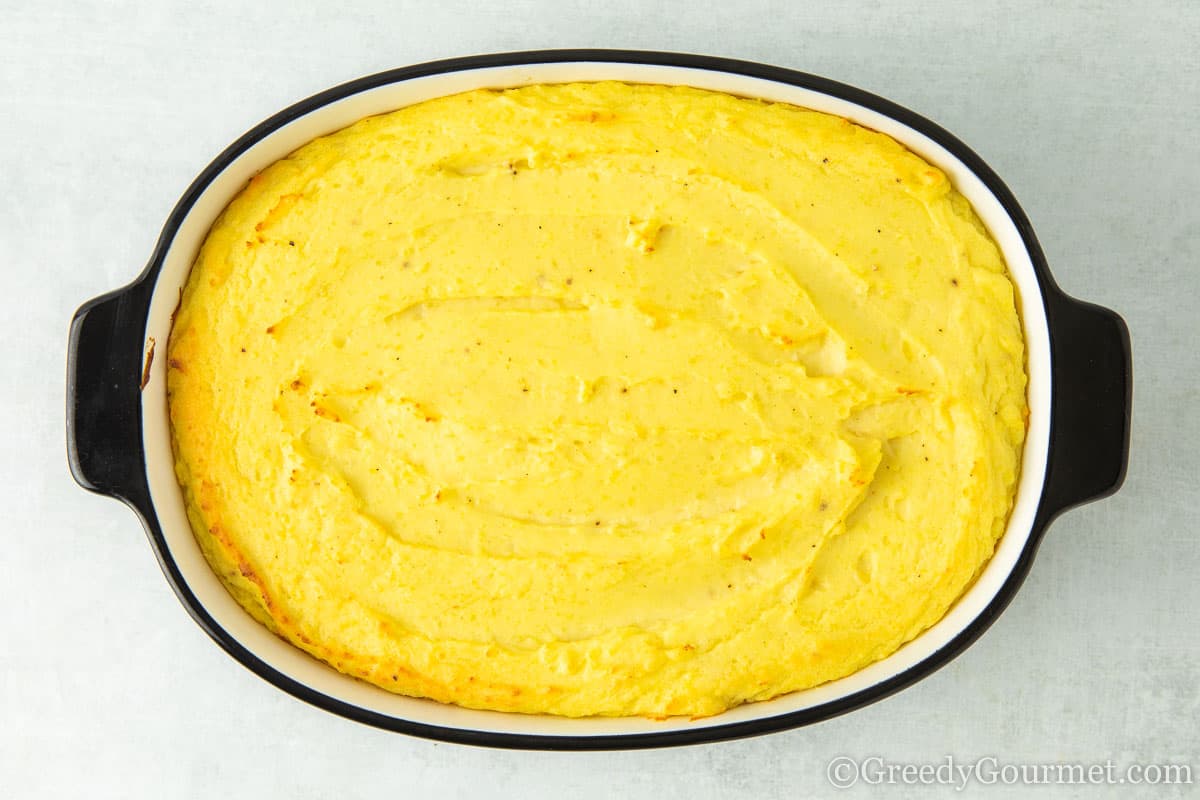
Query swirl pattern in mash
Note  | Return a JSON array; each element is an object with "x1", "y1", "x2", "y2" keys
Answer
[{"x1": 168, "y1": 82, "x2": 1027, "y2": 717}]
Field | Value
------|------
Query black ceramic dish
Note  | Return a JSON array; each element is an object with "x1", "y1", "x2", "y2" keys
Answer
[{"x1": 67, "y1": 50, "x2": 1130, "y2": 749}]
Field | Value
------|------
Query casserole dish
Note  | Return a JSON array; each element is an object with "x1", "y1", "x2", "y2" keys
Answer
[{"x1": 66, "y1": 50, "x2": 1131, "y2": 748}]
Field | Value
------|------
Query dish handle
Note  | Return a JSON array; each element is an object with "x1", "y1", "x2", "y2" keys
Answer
[
  {"x1": 66, "y1": 279, "x2": 154, "y2": 504},
  {"x1": 1039, "y1": 289, "x2": 1132, "y2": 521}
]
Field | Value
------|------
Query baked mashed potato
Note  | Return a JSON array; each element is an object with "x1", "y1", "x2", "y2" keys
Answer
[{"x1": 168, "y1": 82, "x2": 1027, "y2": 718}]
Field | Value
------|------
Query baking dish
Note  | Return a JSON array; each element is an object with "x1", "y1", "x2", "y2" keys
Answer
[{"x1": 66, "y1": 50, "x2": 1131, "y2": 749}]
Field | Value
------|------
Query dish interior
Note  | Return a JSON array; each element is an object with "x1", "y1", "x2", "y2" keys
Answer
[{"x1": 138, "y1": 61, "x2": 1051, "y2": 737}]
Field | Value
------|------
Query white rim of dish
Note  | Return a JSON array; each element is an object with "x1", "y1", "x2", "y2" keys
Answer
[{"x1": 138, "y1": 61, "x2": 1052, "y2": 738}]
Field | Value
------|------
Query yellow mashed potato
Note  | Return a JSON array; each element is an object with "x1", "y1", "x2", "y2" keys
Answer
[{"x1": 168, "y1": 82, "x2": 1027, "y2": 718}]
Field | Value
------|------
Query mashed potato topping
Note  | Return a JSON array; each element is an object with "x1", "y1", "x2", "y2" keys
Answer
[{"x1": 168, "y1": 82, "x2": 1027, "y2": 717}]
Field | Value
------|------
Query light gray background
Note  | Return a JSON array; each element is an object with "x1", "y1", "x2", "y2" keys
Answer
[{"x1": 3, "y1": 1, "x2": 1197, "y2": 797}]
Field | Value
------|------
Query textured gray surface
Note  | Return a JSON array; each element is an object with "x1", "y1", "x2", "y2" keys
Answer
[{"x1": 2, "y1": 1, "x2": 1197, "y2": 797}]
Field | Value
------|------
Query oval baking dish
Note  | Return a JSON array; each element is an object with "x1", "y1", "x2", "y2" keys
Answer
[{"x1": 66, "y1": 50, "x2": 1130, "y2": 749}]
